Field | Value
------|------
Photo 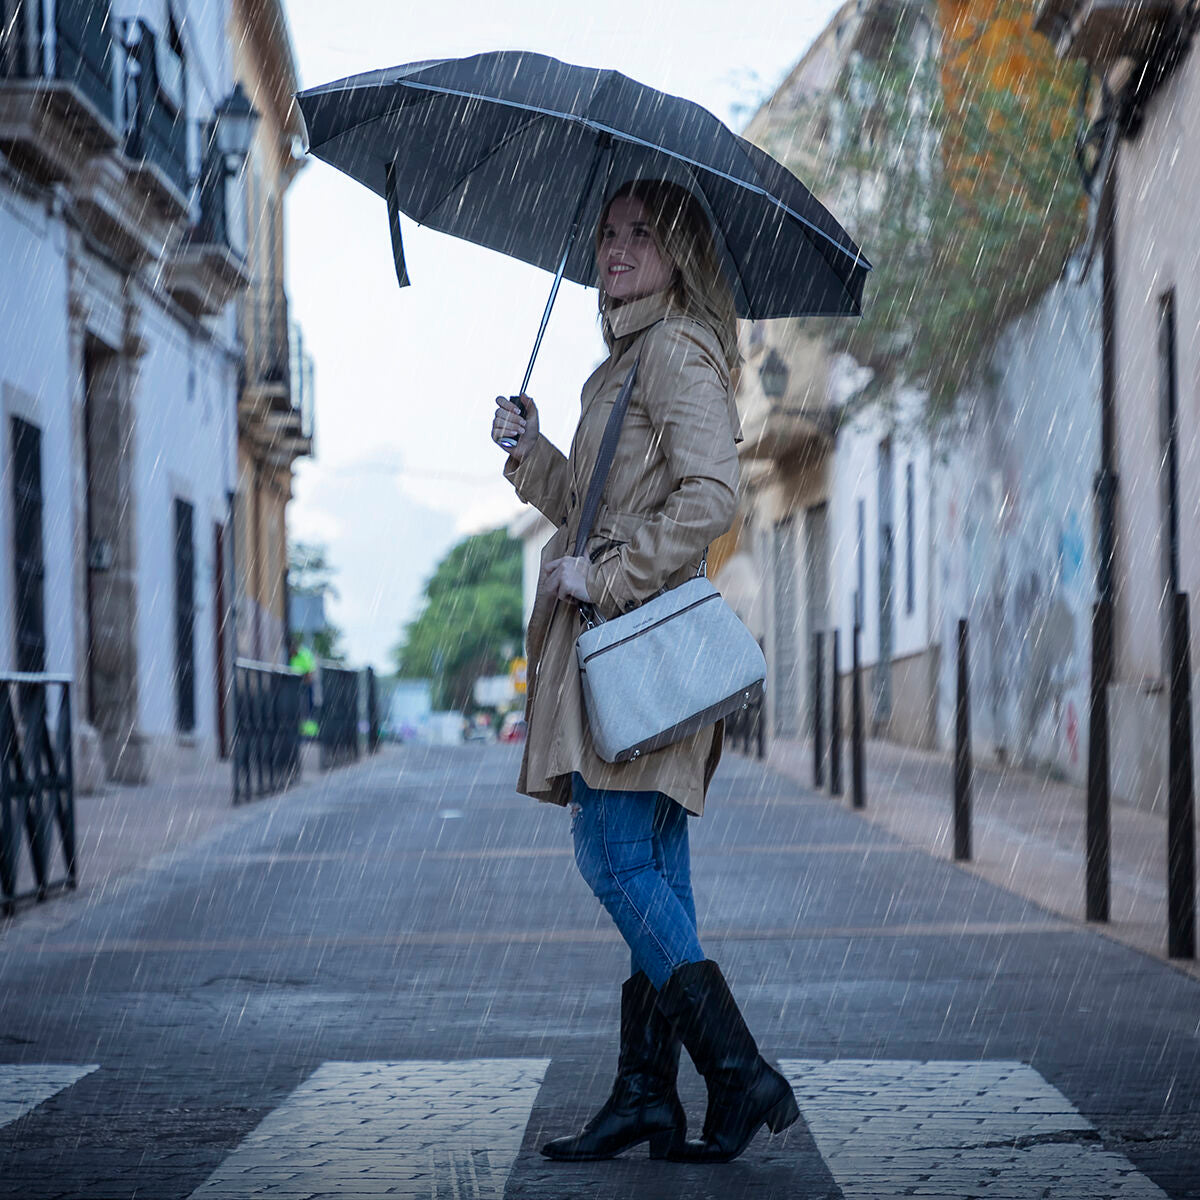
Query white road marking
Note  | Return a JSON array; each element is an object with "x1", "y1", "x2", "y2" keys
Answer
[
  {"x1": 780, "y1": 1059, "x2": 1169, "y2": 1199},
  {"x1": 0, "y1": 1064, "x2": 98, "y2": 1129},
  {"x1": 187, "y1": 1058, "x2": 548, "y2": 1199}
]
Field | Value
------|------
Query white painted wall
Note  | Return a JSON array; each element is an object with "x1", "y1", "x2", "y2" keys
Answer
[
  {"x1": 829, "y1": 373, "x2": 934, "y2": 672},
  {"x1": 1112, "y1": 46, "x2": 1200, "y2": 684},
  {"x1": 931, "y1": 259, "x2": 1101, "y2": 781},
  {"x1": 0, "y1": 185, "x2": 75, "y2": 679},
  {"x1": 131, "y1": 296, "x2": 238, "y2": 745}
]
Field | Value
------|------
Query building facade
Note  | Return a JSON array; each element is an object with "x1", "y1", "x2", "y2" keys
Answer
[
  {"x1": 0, "y1": 0, "x2": 308, "y2": 784},
  {"x1": 229, "y1": 0, "x2": 312, "y2": 671},
  {"x1": 733, "y1": 0, "x2": 1103, "y2": 786},
  {"x1": 1036, "y1": 0, "x2": 1200, "y2": 811}
]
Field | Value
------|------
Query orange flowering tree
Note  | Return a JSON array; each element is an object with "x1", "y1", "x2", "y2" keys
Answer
[{"x1": 768, "y1": 0, "x2": 1087, "y2": 419}]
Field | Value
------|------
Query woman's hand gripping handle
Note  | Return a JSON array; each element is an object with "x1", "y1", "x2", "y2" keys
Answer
[{"x1": 492, "y1": 394, "x2": 538, "y2": 462}]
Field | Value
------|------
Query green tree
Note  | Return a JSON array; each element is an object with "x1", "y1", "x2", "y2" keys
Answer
[
  {"x1": 393, "y1": 527, "x2": 523, "y2": 711},
  {"x1": 287, "y1": 539, "x2": 347, "y2": 664}
]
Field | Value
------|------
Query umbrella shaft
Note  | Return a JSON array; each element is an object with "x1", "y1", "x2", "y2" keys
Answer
[{"x1": 517, "y1": 131, "x2": 613, "y2": 399}]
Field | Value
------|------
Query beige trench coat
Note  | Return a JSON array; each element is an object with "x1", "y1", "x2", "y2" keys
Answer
[{"x1": 504, "y1": 289, "x2": 742, "y2": 816}]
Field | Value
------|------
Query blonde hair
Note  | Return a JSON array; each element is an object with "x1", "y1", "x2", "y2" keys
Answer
[{"x1": 596, "y1": 179, "x2": 741, "y2": 374}]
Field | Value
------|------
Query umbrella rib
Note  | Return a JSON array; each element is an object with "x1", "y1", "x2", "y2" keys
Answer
[
  {"x1": 344, "y1": 79, "x2": 871, "y2": 270},
  {"x1": 671, "y1": 160, "x2": 754, "y2": 319},
  {"x1": 413, "y1": 111, "x2": 550, "y2": 226}
]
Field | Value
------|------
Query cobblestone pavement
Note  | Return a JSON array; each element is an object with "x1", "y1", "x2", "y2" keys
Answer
[{"x1": 0, "y1": 744, "x2": 1197, "y2": 1198}]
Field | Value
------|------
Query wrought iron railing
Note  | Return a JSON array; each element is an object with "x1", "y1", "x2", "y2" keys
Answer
[
  {"x1": 0, "y1": 673, "x2": 76, "y2": 917},
  {"x1": 725, "y1": 693, "x2": 766, "y2": 760},
  {"x1": 365, "y1": 667, "x2": 381, "y2": 755},
  {"x1": 0, "y1": 0, "x2": 116, "y2": 125},
  {"x1": 232, "y1": 659, "x2": 302, "y2": 805},
  {"x1": 243, "y1": 288, "x2": 291, "y2": 395},
  {"x1": 121, "y1": 19, "x2": 189, "y2": 201},
  {"x1": 318, "y1": 665, "x2": 361, "y2": 770},
  {"x1": 289, "y1": 319, "x2": 316, "y2": 441}
]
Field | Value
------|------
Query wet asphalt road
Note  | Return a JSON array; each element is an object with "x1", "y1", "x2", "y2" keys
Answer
[{"x1": 0, "y1": 743, "x2": 1197, "y2": 1199}]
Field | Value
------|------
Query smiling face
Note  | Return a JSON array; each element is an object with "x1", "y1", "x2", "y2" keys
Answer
[{"x1": 598, "y1": 194, "x2": 677, "y2": 303}]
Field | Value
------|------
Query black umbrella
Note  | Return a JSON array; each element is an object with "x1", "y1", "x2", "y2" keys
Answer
[{"x1": 296, "y1": 49, "x2": 871, "y2": 406}]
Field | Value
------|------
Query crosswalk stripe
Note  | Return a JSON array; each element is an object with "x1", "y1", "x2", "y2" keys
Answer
[
  {"x1": 186, "y1": 1058, "x2": 549, "y2": 1199},
  {"x1": 0, "y1": 1064, "x2": 98, "y2": 1129},
  {"x1": 779, "y1": 1059, "x2": 1169, "y2": 1199}
]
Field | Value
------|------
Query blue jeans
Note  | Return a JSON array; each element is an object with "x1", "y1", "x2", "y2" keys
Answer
[{"x1": 570, "y1": 773, "x2": 705, "y2": 990}]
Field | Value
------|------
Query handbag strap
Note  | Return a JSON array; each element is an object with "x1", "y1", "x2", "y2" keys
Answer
[{"x1": 572, "y1": 317, "x2": 667, "y2": 560}]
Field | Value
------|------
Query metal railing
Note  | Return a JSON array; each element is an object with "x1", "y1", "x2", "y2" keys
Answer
[
  {"x1": 243, "y1": 288, "x2": 292, "y2": 395},
  {"x1": 0, "y1": 0, "x2": 116, "y2": 125},
  {"x1": 318, "y1": 665, "x2": 361, "y2": 770},
  {"x1": 726, "y1": 692, "x2": 765, "y2": 759},
  {"x1": 122, "y1": 19, "x2": 189, "y2": 201},
  {"x1": 0, "y1": 673, "x2": 76, "y2": 917},
  {"x1": 232, "y1": 659, "x2": 302, "y2": 805}
]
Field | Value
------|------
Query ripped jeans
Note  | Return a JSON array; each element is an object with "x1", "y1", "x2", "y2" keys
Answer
[{"x1": 569, "y1": 772, "x2": 705, "y2": 990}]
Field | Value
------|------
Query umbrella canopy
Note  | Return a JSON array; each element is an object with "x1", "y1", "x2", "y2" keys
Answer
[{"x1": 296, "y1": 50, "x2": 871, "y2": 322}]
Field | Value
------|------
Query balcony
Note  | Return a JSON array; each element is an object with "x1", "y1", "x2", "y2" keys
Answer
[
  {"x1": 0, "y1": 0, "x2": 119, "y2": 184},
  {"x1": 162, "y1": 153, "x2": 250, "y2": 316},
  {"x1": 240, "y1": 290, "x2": 314, "y2": 466},
  {"x1": 736, "y1": 345, "x2": 839, "y2": 465},
  {"x1": 1034, "y1": 0, "x2": 1178, "y2": 65},
  {"x1": 120, "y1": 19, "x2": 189, "y2": 222}
]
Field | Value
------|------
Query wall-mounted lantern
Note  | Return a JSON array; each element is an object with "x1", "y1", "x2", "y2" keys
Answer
[
  {"x1": 758, "y1": 347, "x2": 790, "y2": 401},
  {"x1": 211, "y1": 82, "x2": 259, "y2": 169}
]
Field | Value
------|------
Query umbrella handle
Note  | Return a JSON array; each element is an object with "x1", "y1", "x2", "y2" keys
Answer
[{"x1": 499, "y1": 131, "x2": 613, "y2": 451}]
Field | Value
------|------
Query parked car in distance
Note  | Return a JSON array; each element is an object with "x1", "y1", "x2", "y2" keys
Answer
[{"x1": 499, "y1": 713, "x2": 526, "y2": 744}]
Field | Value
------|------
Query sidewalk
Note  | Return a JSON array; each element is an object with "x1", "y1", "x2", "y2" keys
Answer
[
  {"x1": 767, "y1": 734, "x2": 1200, "y2": 981},
  {"x1": 1, "y1": 742, "x2": 322, "y2": 936}
]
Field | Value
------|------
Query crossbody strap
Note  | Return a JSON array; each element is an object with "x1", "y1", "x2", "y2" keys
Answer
[{"x1": 572, "y1": 318, "x2": 667, "y2": 560}]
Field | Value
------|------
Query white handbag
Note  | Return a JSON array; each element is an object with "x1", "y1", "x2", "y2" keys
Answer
[{"x1": 573, "y1": 341, "x2": 766, "y2": 764}]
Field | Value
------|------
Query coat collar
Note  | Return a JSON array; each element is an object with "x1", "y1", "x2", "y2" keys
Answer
[{"x1": 607, "y1": 289, "x2": 676, "y2": 346}]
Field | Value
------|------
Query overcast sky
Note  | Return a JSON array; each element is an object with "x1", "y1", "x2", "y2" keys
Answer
[{"x1": 283, "y1": 0, "x2": 846, "y2": 670}]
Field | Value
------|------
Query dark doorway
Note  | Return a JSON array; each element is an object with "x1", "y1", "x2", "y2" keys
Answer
[{"x1": 83, "y1": 336, "x2": 144, "y2": 781}]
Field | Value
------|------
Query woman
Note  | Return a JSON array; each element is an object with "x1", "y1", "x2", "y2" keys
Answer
[{"x1": 491, "y1": 179, "x2": 798, "y2": 1164}]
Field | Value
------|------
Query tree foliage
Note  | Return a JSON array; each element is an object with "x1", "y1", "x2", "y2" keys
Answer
[
  {"x1": 287, "y1": 539, "x2": 346, "y2": 663},
  {"x1": 393, "y1": 527, "x2": 523, "y2": 711},
  {"x1": 764, "y1": 0, "x2": 1087, "y2": 420}
]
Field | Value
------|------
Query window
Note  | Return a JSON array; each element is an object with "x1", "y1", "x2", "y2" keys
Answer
[
  {"x1": 10, "y1": 417, "x2": 46, "y2": 675},
  {"x1": 156, "y1": 6, "x2": 186, "y2": 114},
  {"x1": 174, "y1": 498, "x2": 196, "y2": 731},
  {"x1": 905, "y1": 461, "x2": 915, "y2": 616}
]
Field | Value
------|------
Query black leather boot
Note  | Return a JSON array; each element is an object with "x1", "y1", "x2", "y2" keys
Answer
[
  {"x1": 655, "y1": 959, "x2": 799, "y2": 1163},
  {"x1": 541, "y1": 972, "x2": 686, "y2": 1161}
]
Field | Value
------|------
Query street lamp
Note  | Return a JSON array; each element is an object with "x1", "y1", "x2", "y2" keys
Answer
[
  {"x1": 211, "y1": 82, "x2": 259, "y2": 169},
  {"x1": 758, "y1": 347, "x2": 790, "y2": 401}
]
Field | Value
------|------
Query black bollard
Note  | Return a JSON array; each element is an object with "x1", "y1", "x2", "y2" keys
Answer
[
  {"x1": 851, "y1": 619, "x2": 865, "y2": 809},
  {"x1": 830, "y1": 629, "x2": 842, "y2": 796},
  {"x1": 1086, "y1": 600, "x2": 1112, "y2": 922},
  {"x1": 813, "y1": 630, "x2": 826, "y2": 787},
  {"x1": 954, "y1": 618, "x2": 972, "y2": 862},
  {"x1": 1168, "y1": 592, "x2": 1196, "y2": 959}
]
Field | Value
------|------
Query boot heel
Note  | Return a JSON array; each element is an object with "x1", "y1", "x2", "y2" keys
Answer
[
  {"x1": 647, "y1": 1129, "x2": 682, "y2": 1159},
  {"x1": 765, "y1": 1090, "x2": 800, "y2": 1134}
]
